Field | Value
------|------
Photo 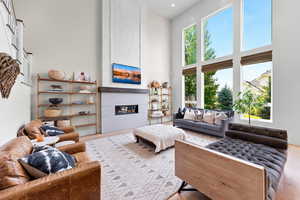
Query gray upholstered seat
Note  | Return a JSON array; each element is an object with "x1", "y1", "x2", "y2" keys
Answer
[{"x1": 206, "y1": 138, "x2": 287, "y2": 200}]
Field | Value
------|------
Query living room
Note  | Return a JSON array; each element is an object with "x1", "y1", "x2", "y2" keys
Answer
[{"x1": 0, "y1": 0, "x2": 299, "y2": 200}]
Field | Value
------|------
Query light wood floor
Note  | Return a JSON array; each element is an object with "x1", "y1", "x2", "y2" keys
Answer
[{"x1": 81, "y1": 128, "x2": 300, "y2": 200}]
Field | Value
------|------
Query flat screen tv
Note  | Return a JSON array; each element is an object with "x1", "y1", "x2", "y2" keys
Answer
[{"x1": 112, "y1": 63, "x2": 141, "y2": 85}]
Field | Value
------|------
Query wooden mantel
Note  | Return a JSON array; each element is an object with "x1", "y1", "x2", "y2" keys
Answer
[{"x1": 98, "y1": 87, "x2": 149, "y2": 94}]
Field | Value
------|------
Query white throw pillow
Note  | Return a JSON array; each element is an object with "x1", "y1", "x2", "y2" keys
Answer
[
  {"x1": 184, "y1": 109, "x2": 196, "y2": 120},
  {"x1": 202, "y1": 111, "x2": 215, "y2": 124},
  {"x1": 214, "y1": 112, "x2": 228, "y2": 125}
]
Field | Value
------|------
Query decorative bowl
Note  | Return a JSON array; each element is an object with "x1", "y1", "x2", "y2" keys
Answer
[
  {"x1": 49, "y1": 98, "x2": 63, "y2": 105},
  {"x1": 162, "y1": 82, "x2": 168, "y2": 88},
  {"x1": 48, "y1": 70, "x2": 65, "y2": 80},
  {"x1": 44, "y1": 108, "x2": 62, "y2": 118}
]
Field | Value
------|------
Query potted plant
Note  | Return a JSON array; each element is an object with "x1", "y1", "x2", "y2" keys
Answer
[{"x1": 233, "y1": 90, "x2": 264, "y2": 125}]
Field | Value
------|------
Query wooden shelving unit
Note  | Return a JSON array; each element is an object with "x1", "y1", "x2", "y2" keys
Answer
[
  {"x1": 36, "y1": 74, "x2": 99, "y2": 136},
  {"x1": 148, "y1": 85, "x2": 172, "y2": 125}
]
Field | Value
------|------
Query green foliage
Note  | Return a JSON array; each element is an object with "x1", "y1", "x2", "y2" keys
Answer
[
  {"x1": 203, "y1": 22, "x2": 219, "y2": 109},
  {"x1": 233, "y1": 90, "x2": 265, "y2": 125},
  {"x1": 184, "y1": 25, "x2": 197, "y2": 66},
  {"x1": 184, "y1": 74, "x2": 197, "y2": 99},
  {"x1": 217, "y1": 85, "x2": 233, "y2": 110}
]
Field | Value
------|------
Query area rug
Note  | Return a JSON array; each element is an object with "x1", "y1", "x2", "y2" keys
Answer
[{"x1": 86, "y1": 133, "x2": 216, "y2": 200}]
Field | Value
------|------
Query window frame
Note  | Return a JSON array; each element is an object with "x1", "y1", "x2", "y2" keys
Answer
[
  {"x1": 180, "y1": 0, "x2": 274, "y2": 124},
  {"x1": 241, "y1": 0, "x2": 273, "y2": 52},
  {"x1": 200, "y1": 4, "x2": 234, "y2": 63},
  {"x1": 240, "y1": 60, "x2": 273, "y2": 123},
  {"x1": 182, "y1": 24, "x2": 197, "y2": 67}
]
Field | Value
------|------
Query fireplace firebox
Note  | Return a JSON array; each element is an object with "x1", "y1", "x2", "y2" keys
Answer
[{"x1": 115, "y1": 105, "x2": 139, "y2": 115}]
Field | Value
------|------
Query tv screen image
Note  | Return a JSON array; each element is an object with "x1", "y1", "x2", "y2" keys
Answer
[{"x1": 112, "y1": 63, "x2": 141, "y2": 85}]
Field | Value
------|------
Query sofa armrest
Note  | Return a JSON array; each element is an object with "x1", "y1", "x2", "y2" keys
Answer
[
  {"x1": 57, "y1": 142, "x2": 86, "y2": 154},
  {"x1": 58, "y1": 132, "x2": 79, "y2": 142},
  {"x1": 220, "y1": 118, "x2": 233, "y2": 136},
  {"x1": 61, "y1": 126, "x2": 76, "y2": 133},
  {"x1": 0, "y1": 161, "x2": 101, "y2": 200}
]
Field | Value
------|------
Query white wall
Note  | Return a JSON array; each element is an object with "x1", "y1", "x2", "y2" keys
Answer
[
  {"x1": 171, "y1": 0, "x2": 300, "y2": 145},
  {"x1": 101, "y1": 0, "x2": 171, "y2": 89},
  {"x1": 0, "y1": 4, "x2": 31, "y2": 145},
  {"x1": 141, "y1": 7, "x2": 171, "y2": 85}
]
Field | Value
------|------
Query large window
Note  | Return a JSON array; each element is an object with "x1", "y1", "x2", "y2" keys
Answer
[
  {"x1": 203, "y1": 7, "x2": 233, "y2": 61},
  {"x1": 241, "y1": 62, "x2": 272, "y2": 120},
  {"x1": 180, "y1": 0, "x2": 273, "y2": 123},
  {"x1": 183, "y1": 25, "x2": 197, "y2": 66},
  {"x1": 204, "y1": 68, "x2": 233, "y2": 110},
  {"x1": 243, "y1": 0, "x2": 272, "y2": 50},
  {"x1": 183, "y1": 69, "x2": 197, "y2": 108}
]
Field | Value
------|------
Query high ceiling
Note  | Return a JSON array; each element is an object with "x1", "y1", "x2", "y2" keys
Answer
[{"x1": 142, "y1": 0, "x2": 200, "y2": 19}]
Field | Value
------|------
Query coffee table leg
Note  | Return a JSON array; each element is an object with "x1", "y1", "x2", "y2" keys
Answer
[{"x1": 136, "y1": 136, "x2": 140, "y2": 143}]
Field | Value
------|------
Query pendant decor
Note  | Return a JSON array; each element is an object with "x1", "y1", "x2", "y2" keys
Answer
[{"x1": 0, "y1": 53, "x2": 20, "y2": 98}]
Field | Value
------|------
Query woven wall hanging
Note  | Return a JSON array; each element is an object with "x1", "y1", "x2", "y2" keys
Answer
[{"x1": 0, "y1": 53, "x2": 20, "y2": 98}]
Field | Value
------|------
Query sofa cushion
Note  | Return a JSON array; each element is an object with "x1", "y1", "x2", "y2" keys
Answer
[
  {"x1": 202, "y1": 111, "x2": 215, "y2": 124},
  {"x1": 229, "y1": 123, "x2": 287, "y2": 140},
  {"x1": 0, "y1": 137, "x2": 32, "y2": 189},
  {"x1": 197, "y1": 122, "x2": 221, "y2": 132},
  {"x1": 184, "y1": 109, "x2": 195, "y2": 120},
  {"x1": 214, "y1": 112, "x2": 228, "y2": 125},
  {"x1": 206, "y1": 138, "x2": 287, "y2": 200},
  {"x1": 226, "y1": 130, "x2": 288, "y2": 150}
]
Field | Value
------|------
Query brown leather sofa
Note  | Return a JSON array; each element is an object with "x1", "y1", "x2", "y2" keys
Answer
[
  {"x1": 17, "y1": 120, "x2": 80, "y2": 143},
  {"x1": 0, "y1": 136, "x2": 101, "y2": 200}
]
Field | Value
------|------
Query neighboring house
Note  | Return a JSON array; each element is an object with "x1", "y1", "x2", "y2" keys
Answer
[{"x1": 243, "y1": 70, "x2": 271, "y2": 95}]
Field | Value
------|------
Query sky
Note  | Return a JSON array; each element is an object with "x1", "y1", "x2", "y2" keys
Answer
[{"x1": 204, "y1": 0, "x2": 272, "y2": 91}]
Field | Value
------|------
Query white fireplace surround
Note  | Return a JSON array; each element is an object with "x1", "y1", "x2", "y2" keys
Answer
[{"x1": 100, "y1": 87, "x2": 149, "y2": 133}]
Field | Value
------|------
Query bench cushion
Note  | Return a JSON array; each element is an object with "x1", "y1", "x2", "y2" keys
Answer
[{"x1": 206, "y1": 138, "x2": 287, "y2": 200}]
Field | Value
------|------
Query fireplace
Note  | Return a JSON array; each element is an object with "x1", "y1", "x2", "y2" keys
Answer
[{"x1": 115, "y1": 105, "x2": 139, "y2": 115}]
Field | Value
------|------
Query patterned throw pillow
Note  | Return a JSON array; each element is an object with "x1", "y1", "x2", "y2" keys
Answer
[
  {"x1": 214, "y1": 112, "x2": 228, "y2": 125},
  {"x1": 202, "y1": 111, "x2": 215, "y2": 124},
  {"x1": 41, "y1": 125, "x2": 64, "y2": 136},
  {"x1": 194, "y1": 110, "x2": 204, "y2": 121},
  {"x1": 19, "y1": 146, "x2": 76, "y2": 179}
]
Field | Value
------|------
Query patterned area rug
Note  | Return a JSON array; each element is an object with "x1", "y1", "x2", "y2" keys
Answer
[{"x1": 86, "y1": 133, "x2": 217, "y2": 200}]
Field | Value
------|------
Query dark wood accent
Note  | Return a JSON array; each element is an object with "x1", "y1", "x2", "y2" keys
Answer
[
  {"x1": 99, "y1": 87, "x2": 149, "y2": 94},
  {"x1": 16, "y1": 19, "x2": 24, "y2": 23},
  {"x1": 241, "y1": 51, "x2": 272, "y2": 65},
  {"x1": 202, "y1": 59, "x2": 233, "y2": 73},
  {"x1": 182, "y1": 67, "x2": 197, "y2": 76}
]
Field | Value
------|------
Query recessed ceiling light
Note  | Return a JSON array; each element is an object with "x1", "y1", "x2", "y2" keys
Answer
[{"x1": 171, "y1": 3, "x2": 176, "y2": 8}]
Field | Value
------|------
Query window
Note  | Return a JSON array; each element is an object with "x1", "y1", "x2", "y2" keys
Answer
[
  {"x1": 183, "y1": 25, "x2": 197, "y2": 66},
  {"x1": 183, "y1": 68, "x2": 197, "y2": 108},
  {"x1": 243, "y1": 0, "x2": 272, "y2": 50},
  {"x1": 241, "y1": 62, "x2": 272, "y2": 120},
  {"x1": 203, "y1": 7, "x2": 233, "y2": 61},
  {"x1": 204, "y1": 68, "x2": 233, "y2": 110}
]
